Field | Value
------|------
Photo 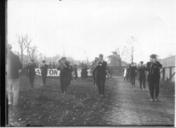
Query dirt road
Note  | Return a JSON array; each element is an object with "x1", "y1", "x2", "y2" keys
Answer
[{"x1": 105, "y1": 76, "x2": 174, "y2": 126}]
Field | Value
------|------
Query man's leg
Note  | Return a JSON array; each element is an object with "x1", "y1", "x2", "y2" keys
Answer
[
  {"x1": 65, "y1": 75, "x2": 71, "y2": 93},
  {"x1": 29, "y1": 75, "x2": 34, "y2": 88},
  {"x1": 139, "y1": 77, "x2": 142, "y2": 89},
  {"x1": 60, "y1": 78, "x2": 64, "y2": 93},
  {"x1": 143, "y1": 77, "x2": 146, "y2": 89},
  {"x1": 97, "y1": 78, "x2": 101, "y2": 95},
  {"x1": 42, "y1": 75, "x2": 44, "y2": 85},
  {"x1": 155, "y1": 79, "x2": 160, "y2": 100},
  {"x1": 131, "y1": 77, "x2": 135, "y2": 87},
  {"x1": 148, "y1": 81, "x2": 154, "y2": 100},
  {"x1": 133, "y1": 76, "x2": 136, "y2": 87},
  {"x1": 44, "y1": 75, "x2": 46, "y2": 85},
  {"x1": 75, "y1": 72, "x2": 78, "y2": 79},
  {"x1": 130, "y1": 76, "x2": 133, "y2": 87},
  {"x1": 42, "y1": 75, "x2": 46, "y2": 85},
  {"x1": 101, "y1": 78, "x2": 106, "y2": 96},
  {"x1": 99, "y1": 80, "x2": 103, "y2": 96},
  {"x1": 6, "y1": 79, "x2": 12, "y2": 105},
  {"x1": 12, "y1": 79, "x2": 20, "y2": 106}
]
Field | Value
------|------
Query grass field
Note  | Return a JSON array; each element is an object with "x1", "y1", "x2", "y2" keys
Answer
[{"x1": 8, "y1": 75, "x2": 116, "y2": 126}]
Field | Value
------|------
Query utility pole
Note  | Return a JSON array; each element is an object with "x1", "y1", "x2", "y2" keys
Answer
[
  {"x1": 130, "y1": 36, "x2": 135, "y2": 63},
  {"x1": 131, "y1": 46, "x2": 134, "y2": 63}
]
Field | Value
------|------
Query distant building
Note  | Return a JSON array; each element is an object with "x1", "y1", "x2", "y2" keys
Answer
[
  {"x1": 121, "y1": 61, "x2": 128, "y2": 67},
  {"x1": 108, "y1": 52, "x2": 121, "y2": 67},
  {"x1": 159, "y1": 56, "x2": 175, "y2": 67},
  {"x1": 107, "y1": 51, "x2": 128, "y2": 75}
]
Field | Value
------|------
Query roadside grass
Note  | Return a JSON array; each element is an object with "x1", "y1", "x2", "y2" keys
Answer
[
  {"x1": 160, "y1": 81, "x2": 175, "y2": 97},
  {"x1": 8, "y1": 76, "x2": 116, "y2": 126}
]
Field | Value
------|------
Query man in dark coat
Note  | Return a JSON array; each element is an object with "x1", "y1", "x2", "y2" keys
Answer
[
  {"x1": 27, "y1": 59, "x2": 36, "y2": 88},
  {"x1": 130, "y1": 63, "x2": 137, "y2": 87},
  {"x1": 147, "y1": 54, "x2": 162, "y2": 102},
  {"x1": 81, "y1": 64, "x2": 88, "y2": 79},
  {"x1": 41, "y1": 60, "x2": 48, "y2": 86},
  {"x1": 73, "y1": 64, "x2": 78, "y2": 79},
  {"x1": 92, "y1": 57, "x2": 99, "y2": 86},
  {"x1": 96, "y1": 54, "x2": 107, "y2": 97},
  {"x1": 138, "y1": 61, "x2": 146, "y2": 89},
  {"x1": 6, "y1": 44, "x2": 22, "y2": 106},
  {"x1": 58, "y1": 57, "x2": 72, "y2": 94},
  {"x1": 126, "y1": 65, "x2": 131, "y2": 81}
]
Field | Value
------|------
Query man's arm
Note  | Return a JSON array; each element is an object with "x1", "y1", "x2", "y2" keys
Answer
[
  {"x1": 157, "y1": 61, "x2": 162, "y2": 69},
  {"x1": 146, "y1": 62, "x2": 150, "y2": 71},
  {"x1": 104, "y1": 61, "x2": 107, "y2": 71}
]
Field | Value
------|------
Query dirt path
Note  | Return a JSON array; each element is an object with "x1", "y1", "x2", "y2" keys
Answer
[{"x1": 105, "y1": 76, "x2": 174, "y2": 126}]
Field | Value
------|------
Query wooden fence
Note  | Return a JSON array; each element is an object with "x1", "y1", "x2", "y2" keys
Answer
[{"x1": 160, "y1": 66, "x2": 175, "y2": 82}]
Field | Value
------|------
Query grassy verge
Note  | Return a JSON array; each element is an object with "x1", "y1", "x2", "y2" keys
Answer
[
  {"x1": 8, "y1": 76, "x2": 116, "y2": 126},
  {"x1": 160, "y1": 80, "x2": 175, "y2": 97}
]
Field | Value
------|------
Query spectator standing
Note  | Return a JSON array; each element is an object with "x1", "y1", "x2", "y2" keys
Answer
[
  {"x1": 40, "y1": 60, "x2": 48, "y2": 86},
  {"x1": 6, "y1": 44, "x2": 22, "y2": 106}
]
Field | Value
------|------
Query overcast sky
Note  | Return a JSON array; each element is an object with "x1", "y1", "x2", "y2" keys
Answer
[{"x1": 7, "y1": 0, "x2": 176, "y2": 63}]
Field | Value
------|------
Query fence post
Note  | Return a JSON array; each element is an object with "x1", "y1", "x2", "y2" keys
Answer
[{"x1": 169, "y1": 67, "x2": 172, "y2": 81}]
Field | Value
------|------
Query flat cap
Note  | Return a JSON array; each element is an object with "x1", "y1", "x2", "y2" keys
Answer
[
  {"x1": 99, "y1": 54, "x2": 103, "y2": 57},
  {"x1": 60, "y1": 57, "x2": 66, "y2": 60},
  {"x1": 150, "y1": 54, "x2": 157, "y2": 58}
]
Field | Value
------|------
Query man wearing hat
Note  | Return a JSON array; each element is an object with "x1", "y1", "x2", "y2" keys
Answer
[
  {"x1": 92, "y1": 57, "x2": 99, "y2": 86},
  {"x1": 96, "y1": 54, "x2": 107, "y2": 97},
  {"x1": 27, "y1": 59, "x2": 37, "y2": 88},
  {"x1": 147, "y1": 54, "x2": 162, "y2": 102},
  {"x1": 58, "y1": 57, "x2": 72, "y2": 94},
  {"x1": 138, "y1": 61, "x2": 146, "y2": 90},
  {"x1": 129, "y1": 62, "x2": 137, "y2": 88},
  {"x1": 41, "y1": 60, "x2": 48, "y2": 86},
  {"x1": 6, "y1": 44, "x2": 22, "y2": 106}
]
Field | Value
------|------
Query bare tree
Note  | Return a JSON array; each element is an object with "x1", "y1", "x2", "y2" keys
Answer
[
  {"x1": 17, "y1": 34, "x2": 32, "y2": 65},
  {"x1": 26, "y1": 45, "x2": 37, "y2": 61}
]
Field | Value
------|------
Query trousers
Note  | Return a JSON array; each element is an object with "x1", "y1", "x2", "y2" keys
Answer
[
  {"x1": 6, "y1": 78, "x2": 20, "y2": 106},
  {"x1": 139, "y1": 76, "x2": 146, "y2": 89},
  {"x1": 130, "y1": 75, "x2": 136, "y2": 87},
  {"x1": 148, "y1": 79, "x2": 160, "y2": 99},
  {"x1": 29, "y1": 74, "x2": 35, "y2": 87},
  {"x1": 42, "y1": 75, "x2": 47, "y2": 85},
  {"x1": 97, "y1": 77, "x2": 106, "y2": 95}
]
